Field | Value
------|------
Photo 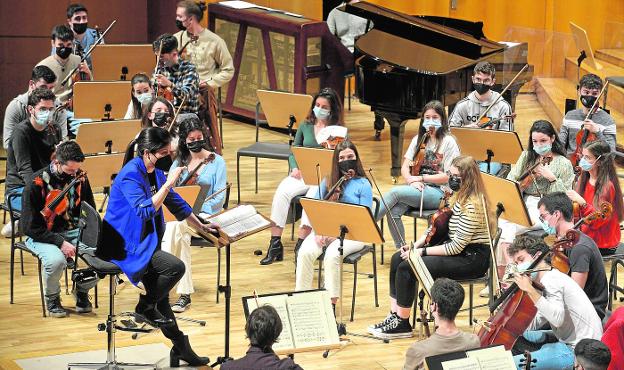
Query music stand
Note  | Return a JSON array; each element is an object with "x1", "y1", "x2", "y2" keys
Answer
[
  {"x1": 162, "y1": 185, "x2": 202, "y2": 222},
  {"x1": 481, "y1": 173, "x2": 531, "y2": 228},
  {"x1": 82, "y1": 153, "x2": 125, "y2": 186},
  {"x1": 291, "y1": 147, "x2": 334, "y2": 186},
  {"x1": 300, "y1": 198, "x2": 385, "y2": 346},
  {"x1": 76, "y1": 119, "x2": 141, "y2": 155},
  {"x1": 570, "y1": 22, "x2": 602, "y2": 70},
  {"x1": 73, "y1": 81, "x2": 131, "y2": 120},
  {"x1": 450, "y1": 128, "x2": 523, "y2": 173},
  {"x1": 257, "y1": 90, "x2": 312, "y2": 145},
  {"x1": 91, "y1": 45, "x2": 155, "y2": 80}
]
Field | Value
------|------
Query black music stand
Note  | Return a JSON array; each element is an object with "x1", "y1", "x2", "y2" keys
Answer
[{"x1": 450, "y1": 128, "x2": 523, "y2": 174}]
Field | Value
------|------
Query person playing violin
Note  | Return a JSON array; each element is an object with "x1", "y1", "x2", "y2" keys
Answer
[
  {"x1": 376, "y1": 100, "x2": 460, "y2": 249},
  {"x1": 161, "y1": 116, "x2": 227, "y2": 313},
  {"x1": 261, "y1": 88, "x2": 345, "y2": 265},
  {"x1": 507, "y1": 235, "x2": 602, "y2": 369},
  {"x1": 60, "y1": 3, "x2": 104, "y2": 70},
  {"x1": 559, "y1": 74, "x2": 616, "y2": 156},
  {"x1": 37, "y1": 24, "x2": 92, "y2": 103},
  {"x1": 402, "y1": 278, "x2": 480, "y2": 370},
  {"x1": 295, "y1": 140, "x2": 372, "y2": 309},
  {"x1": 20, "y1": 140, "x2": 97, "y2": 318},
  {"x1": 370, "y1": 155, "x2": 491, "y2": 340},
  {"x1": 566, "y1": 140, "x2": 623, "y2": 256},
  {"x1": 124, "y1": 73, "x2": 154, "y2": 120},
  {"x1": 152, "y1": 33, "x2": 200, "y2": 115},
  {"x1": 537, "y1": 192, "x2": 608, "y2": 319}
]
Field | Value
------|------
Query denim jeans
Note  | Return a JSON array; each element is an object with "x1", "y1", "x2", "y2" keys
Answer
[
  {"x1": 26, "y1": 228, "x2": 98, "y2": 299},
  {"x1": 478, "y1": 161, "x2": 502, "y2": 175},
  {"x1": 513, "y1": 330, "x2": 574, "y2": 370},
  {"x1": 6, "y1": 187, "x2": 24, "y2": 212},
  {"x1": 376, "y1": 184, "x2": 444, "y2": 247}
]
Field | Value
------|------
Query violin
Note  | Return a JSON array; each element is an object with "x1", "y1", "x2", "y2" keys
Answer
[
  {"x1": 178, "y1": 153, "x2": 216, "y2": 186},
  {"x1": 424, "y1": 191, "x2": 452, "y2": 247},
  {"x1": 473, "y1": 64, "x2": 528, "y2": 126},
  {"x1": 479, "y1": 231, "x2": 578, "y2": 350},
  {"x1": 40, "y1": 171, "x2": 87, "y2": 231},
  {"x1": 517, "y1": 155, "x2": 553, "y2": 193},
  {"x1": 477, "y1": 113, "x2": 516, "y2": 129},
  {"x1": 153, "y1": 42, "x2": 174, "y2": 103},
  {"x1": 409, "y1": 126, "x2": 434, "y2": 176},
  {"x1": 321, "y1": 136, "x2": 345, "y2": 150},
  {"x1": 324, "y1": 169, "x2": 355, "y2": 202},
  {"x1": 179, "y1": 32, "x2": 199, "y2": 60},
  {"x1": 569, "y1": 81, "x2": 609, "y2": 167},
  {"x1": 72, "y1": 44, "x2": 91, "y2": 82}
]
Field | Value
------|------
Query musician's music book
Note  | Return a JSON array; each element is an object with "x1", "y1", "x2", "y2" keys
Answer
[
  {"x1": 425, "y1": 345, "x2": 516, "y2": 370},
  {"x1": 242, "y1": 289, "x2": 341, "y2": 355},
  {"x1": 202, "y1": 204, "x2": 273, "y2": 243},
  {"x1": 407, "y1": 245, "x2": 435, "y2": 299}
]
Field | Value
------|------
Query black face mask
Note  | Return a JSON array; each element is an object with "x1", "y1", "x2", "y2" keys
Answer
[
  {"x1": 448, "y1": 175, "x2": 462, "y2": 192},
  {"x1": 55, "y1": 165, "x2": 75, "y2": 182},
  {"x1": 73, "y1": 22, "x2": 88, "y2": 34},
  {"x1": 580, "y1": 94, "x2": 597, "y2": 109},
  {"x1": 152, "y1": 112, "x2": 169, "y2": 127},
  {"x1": 472, "y1": 82, "x2": 491, "y2": 96},
  {"x1": 56, "y1": 46, "x2": 73, "y2": 59},
  {"x1": 187, "y1": 140, "x2": 206, "y2": 153},
  {"x1": 338, "y1": 159, "x2": 358, "y2": 175},
  {"x1": 153, "y1": 154, "x2": 173, "y2": 172},
  {"x1": 176, "y1": 20, "x2": 186, "y2": 31}
]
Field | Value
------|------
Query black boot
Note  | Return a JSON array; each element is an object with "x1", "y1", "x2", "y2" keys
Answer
[
  {"x1": 135, "y1": 295, "x2": 174, "y2": 328},
  {"x1": 294, "y1": 238, "x2": 304, "y2": 265},
  {"x1": 170, "y1": 334, "x2": 209, "y2": 367},
  {"x1": 260, "y1": 237, "x2": 283, "y2": 265}
]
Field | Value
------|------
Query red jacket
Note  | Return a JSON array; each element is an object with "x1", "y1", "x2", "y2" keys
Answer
[
  {"x1": 580, "y1": 181, "x2": 621, "y2": 250},
  {"x1": 602, "y1": 307, "x2": 624, "y2": 370}
]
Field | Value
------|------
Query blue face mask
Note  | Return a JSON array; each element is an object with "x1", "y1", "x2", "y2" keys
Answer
[
  {"x1": 136, "y1": 92, "x2": 153, "y2": 106},
  {"x1": 533, "y1": 143, "x2": 552, "y2": 156},
  {"x1": 540, "y1": 218, "x2": 557, "y2": 235},
  {"x1": 34, "y1": 110, "x2": 50, "y2": 127},
  {"x1": 313, "y1": 106, "x2": 331, "y2": 120},
  {"x1": 517, "y1": 261, "x2": 538, "y2": 279},
  {"x1": 423, "y1": 118, "x2": 442, "y2": 131},
  {"x1": 578, "y1": 156, "x2": 599, "y2": 172}
]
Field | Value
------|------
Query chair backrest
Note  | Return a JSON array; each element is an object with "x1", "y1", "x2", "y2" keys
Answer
[
  {"x1": 254, "y1": 101, "x2": 269, "y2": 142},
  {"x1": 79, "y1": 202, "x2": 102, "y2": 250}
]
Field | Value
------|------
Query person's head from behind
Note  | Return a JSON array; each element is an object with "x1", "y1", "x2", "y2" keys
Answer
[
  {"x1": 307, "y1": 87, "x2": 343, "y2": 126},
  {"x1": 574, "y1": 338, "x2": 611, "y2": 370},
  {"x1": 177, "y1": 115, "x2": 210, "y2": 164},
  {"x1": 153, "y1": 34, "x2": 179, "y2": 67},
  {"x1": 51, "y1": 24, "x2": 74, "y2": 60},
  {"x1": 52, "y1": 140, "x2": 85, "y2": 179},
  {"x1": 578, "y1": 74, "x2": 603, "y2": 109},
  {"x1": 245, "y1": 305, "x2": 282, "y2": 352},
  {"x1": 130, "y1": 73, "x2": 153, "y2": 111},
  {"x1": 472, "y1": 61, "x2": 496, "y2": 96},
  {"x1": 66, "y1": 3, "x2": 89, "y2": 35},
  {"x1": 176, "y1": 0, "x2": 207, "y2": 30},
  {"x1": 27, "y1": 88, "x2": 56, "y2": 130},
  {"x1": 136, "y1": 127, "x2": 173, "y2": 172},
  {"x1": 142, "y1": 97, "x2": 173, "y2": 128},
  {"x1": 29, "y1": 65, "x2": 57, "y2": 92},
  {"x1": 430, "y1": 278, "x2": 464, "y2": 323},
  {"x1": 418, "y1": 100, "x2": 448, "y2": 142}
]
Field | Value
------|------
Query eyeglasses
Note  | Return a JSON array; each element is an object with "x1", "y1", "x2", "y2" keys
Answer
[{"x1": 538, "y1": 212, "x2": 551, "y2": 223}]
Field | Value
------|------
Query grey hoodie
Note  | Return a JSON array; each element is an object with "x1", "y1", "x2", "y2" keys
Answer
[{"x1": 449, "y1": 90, "x2": 513, "y2": 131}]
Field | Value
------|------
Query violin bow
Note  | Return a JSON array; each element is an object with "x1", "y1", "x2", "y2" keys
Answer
[
  {"x1": 368, "y1": 168, "x2": 407, "y2": 247},
  {"x1": 476, "y1": 63, "x2": 529, "y2": 123},
  {"x1": 166, "y1": 96, "x2": 186, "y2": 132}
]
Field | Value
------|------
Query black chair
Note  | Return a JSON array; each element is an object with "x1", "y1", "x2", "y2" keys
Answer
[
  {"x1": 68, "y1": 202, "x2": 156, "y2": 370},
  {"x1": 604, "y1": 242, "x2": 624, "y2": 310},
  {"x1": 236, "y1": 101, "x2": 291, "y2": 204}
]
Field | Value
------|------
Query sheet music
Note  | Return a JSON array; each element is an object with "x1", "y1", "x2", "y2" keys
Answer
[
  {"x1": 221, "y1": 213, "x2": 270, "y2": 238},
  {"x1": 315, "y1": 126, "x2": 348, "y2": 145},
  {"x1": 408, "y1": 245, "x2": 434, "y2": 297},
  {"x1": 442, "y1": 357, "x2": 480, "y2": 370},
  {"x1": 208, "y1": 205, "x2": 258, "y2": 228},
  {"x1": 467, "y1": 346, "x2": 516, "y2": 370},
  {"x1": 245, "y1": 295, "x2": 295, "y2": 351},
  {"x1": 287, "y1": 291, "x2": 338, "y2": 349}
]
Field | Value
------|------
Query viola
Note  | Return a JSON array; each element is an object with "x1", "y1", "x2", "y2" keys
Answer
[
  {"x1": 409, "y1": 126, "x2": 433, "y2": 176},
  {"x1": 478, "y1": 231, "x2": 578, "y2": 350},
  {"x1": 40, "y1": 171, "x2": 87, "y2": 231},
  {"x1": 517, "y1": 156, "x2": 553, "y2": 193},
  {"x1": 424, "y1": 191, "x2": 452, "y2": 247},
  {"x1": 178, "y1": 153, "x2": 216, "y2": 186},
  {"x1": 477, "y1": 113, "x2": 516, "y2": 129}
]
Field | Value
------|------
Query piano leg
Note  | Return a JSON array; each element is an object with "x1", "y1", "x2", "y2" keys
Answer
[{"x1": 387, "y1": 118, "x2": 406, "y2": 178}]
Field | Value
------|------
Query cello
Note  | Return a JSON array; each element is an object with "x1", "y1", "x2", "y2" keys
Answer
[{"x1": 478, "y1": 230, "x2": 579, "y2": 350}]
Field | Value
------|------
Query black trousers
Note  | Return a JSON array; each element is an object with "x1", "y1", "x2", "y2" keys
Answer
[
  {"x1": 389, "y1": 244, "x2": 490, "y2": 308},
  {"x1": 141, "y1": 249, "x2": 185, "y2": 340}
]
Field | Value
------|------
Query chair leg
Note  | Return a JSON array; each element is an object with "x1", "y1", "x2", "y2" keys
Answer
[
  {"x1": 350, "y1": 262, "x2": 358, "y2": 322},
  {"x1": 290, "y1": 202, "x2": 295, "y2": 241},
  {"x1": 372, "y1": 246, "x2": 379, "y2": 307},
  {"x1": 65, "y1": 268, "x2": 69, "y2": 295},
  {"x1": 380, "y1": 219, "x2": 385, "y2": 265},
  {"x1": 469, "y1": 283, "x2": 474, "y2": 326},
  {"x1": 216, "y1": 248, "x2": 222, "y2": 303},
  {"x1": 20, "y1": 249, "x2": 24, "y2": 275},
  {"x1": 10, "y1": 245, "x2": 15, "y2": 304},
  {"x1": 317, "y1": 259, "x2": 323, "y2": 289},
  {"x1": 218, "y1": 87, "x2": 224, "y2": 149},
  {"x1": 38, "y1": 259, "x2": 46, "y2": 318},
  {"x1": 237, "y1": 154, "x2": 241, "y2": 204},
  {"x1": 95, "y1": 284, "x2": 99, "y2": 309},
  {"x1": 255, "y1": 157, "x2": 259, "y2": 194}
]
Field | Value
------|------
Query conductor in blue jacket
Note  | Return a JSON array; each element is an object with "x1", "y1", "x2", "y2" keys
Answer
[{"x1": 102, "y1": 127, "x2": 217, "y2": 367}]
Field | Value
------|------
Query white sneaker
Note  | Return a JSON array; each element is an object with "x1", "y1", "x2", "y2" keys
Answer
[
  {"x1": 1, "y1": 220, "x2": 18, "y2": 238},
  {"x1": 478, "y1": 286, "x2": 489, "y2": 298}
]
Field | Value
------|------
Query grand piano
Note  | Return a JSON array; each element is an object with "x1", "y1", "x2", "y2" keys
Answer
[{"x1": 344, "y1": 2, "x2": 533, "y2": 177}]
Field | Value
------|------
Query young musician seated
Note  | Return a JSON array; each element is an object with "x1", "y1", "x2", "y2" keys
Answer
[
  {"x1": 574, "y1": 339, "x2": 611, "y2": 370},
  {"x1": 566, "y1": 140, "x2": 623, "y2": 256},
  {"x1": 497, "y1": 120, "x2": 574, "y2": 286},
  {"x1": 6, "y1": 88, "x2": 63, "y2": 213},
  {"x1": 102, "y1": 127, "x2": 217, "y2": 367},
  {"x1": 61, "y1": 3, "x2": 103, "y2": 69},
  {"x1": 537, "y1": 192, "x2": 608, "y2": 319},
  {"x1": 559, "y1": 74, "x2": 616, "y2": 155},
  {"x1": 376, "y1": 100, "x2": 460, "y2": 248},
  {"x1": 402, "y1": 278, "x2": 480, "y2": 370},
  {"x1": 21, "y1": 140, "x2": 98, "y2": 317},
  {"x1": 161, "y1": 116, "x2": 227, "y2": 313},
  {"x1": 508, "y1": 235, "x2": 603, "y2": 369},
  {"x1": 221, "y1": 305, "x2": 303, "y2": 370},
  {"x1": 3, "y1": 65, "x2": 67, "y2": 150},
  {"x1": 295, "y1": 140, "x2": 372, "y2": 309},
  {"x1": 370, "y1": 156, "x2": 491, "y2": 339},
  {"x1": 152, "y1": 33, "x2": 200, "y2": 115},
  {"x1": 124, "y1": 73, "x2": 154, "y2": 120},
  {"x1": 262, "y1": 87, "x2": 345, "y2": 266},
  {"x1": 449, "y1": 61, "x2": 513, "y2": 174}
]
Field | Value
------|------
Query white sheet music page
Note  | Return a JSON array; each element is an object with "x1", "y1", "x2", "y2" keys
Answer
[
  {"x1": 287, "y1": 291, "x2": 339, "y2": 349},
  {"x1": 245, "y1": 294, "x2": 295, "y2": 351}
]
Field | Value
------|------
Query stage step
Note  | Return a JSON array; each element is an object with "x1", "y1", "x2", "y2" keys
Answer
[
  {"x1": 564, "y1": 56, "x2": 624, "y2": 114},
  {"x1": 535, "y1": 77, "x2": 624, "y2": 143},
  {"x1": 596, "y1": 49, "x2": 624, "y2": 68}
]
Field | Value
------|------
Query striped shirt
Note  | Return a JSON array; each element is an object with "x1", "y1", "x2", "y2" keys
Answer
[{"x1": 434, "y1": 200, "x2": 490, "y2": 255}]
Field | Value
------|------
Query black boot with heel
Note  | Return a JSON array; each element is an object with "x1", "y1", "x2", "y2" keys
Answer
[
  {"x1": 170, "y1": 334, "x2": 209, "y2": 367},
  {"x1": 260, "y1": 237, "x2": 283, "y2": 265}
]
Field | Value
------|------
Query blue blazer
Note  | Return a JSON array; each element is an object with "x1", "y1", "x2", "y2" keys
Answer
[{"x1": 103, "y1": 157, "x2": 191, "y2": 285}]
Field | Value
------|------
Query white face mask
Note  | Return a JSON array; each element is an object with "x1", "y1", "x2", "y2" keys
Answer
[
  {"x1": 33, "y1": 109, "x2": 50, "y2": 127},
  {"x1": 313, "y1": 106, "x2": 331, "y2": 120},
  {"x1": 136, "y1": 92, "x2": 153, "y2": 105}
]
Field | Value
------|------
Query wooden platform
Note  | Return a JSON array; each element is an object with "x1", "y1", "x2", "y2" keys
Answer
[{"x1": 0, "y1": 96, "x2": 622, "y2": 370}]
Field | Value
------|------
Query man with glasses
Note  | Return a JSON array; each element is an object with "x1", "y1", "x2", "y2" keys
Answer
[{"x1": 560, "y1": 73, "x2": 616, "y2": 155}]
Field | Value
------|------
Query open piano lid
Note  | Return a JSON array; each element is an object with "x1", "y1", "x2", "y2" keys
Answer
[{"x1": 343, "y1": 2, "x2": 505, "y2": 74}]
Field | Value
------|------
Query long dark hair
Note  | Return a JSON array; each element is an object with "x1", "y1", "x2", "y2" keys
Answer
[
  {"x1": 176, "y1": 115, "x2": 211, "y2": 166},
  {"x1": 129, "y1": 73, "x2": 151, "y2": 119},
  {"x1": 141, "y1": 97, "x2": 174, "y2": 129},
  {"x1": 418, "y1": 100, "x2": 449, "y2": 152},
  {"x1": 521, "y1": 120, "x2": 566, "y2": 173},
  {"x1": 305, "y1": 87, "x2": 343, "y2": 126},
  {"x1": 576, "y1": 140, "x2": 624, "y2": 221},
  {"x1": 328, "y1": 139, "x2": 367, "y2": 193},
  {"x1": 135, "y1": 127, "x2": 172, "y2": 157}
]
